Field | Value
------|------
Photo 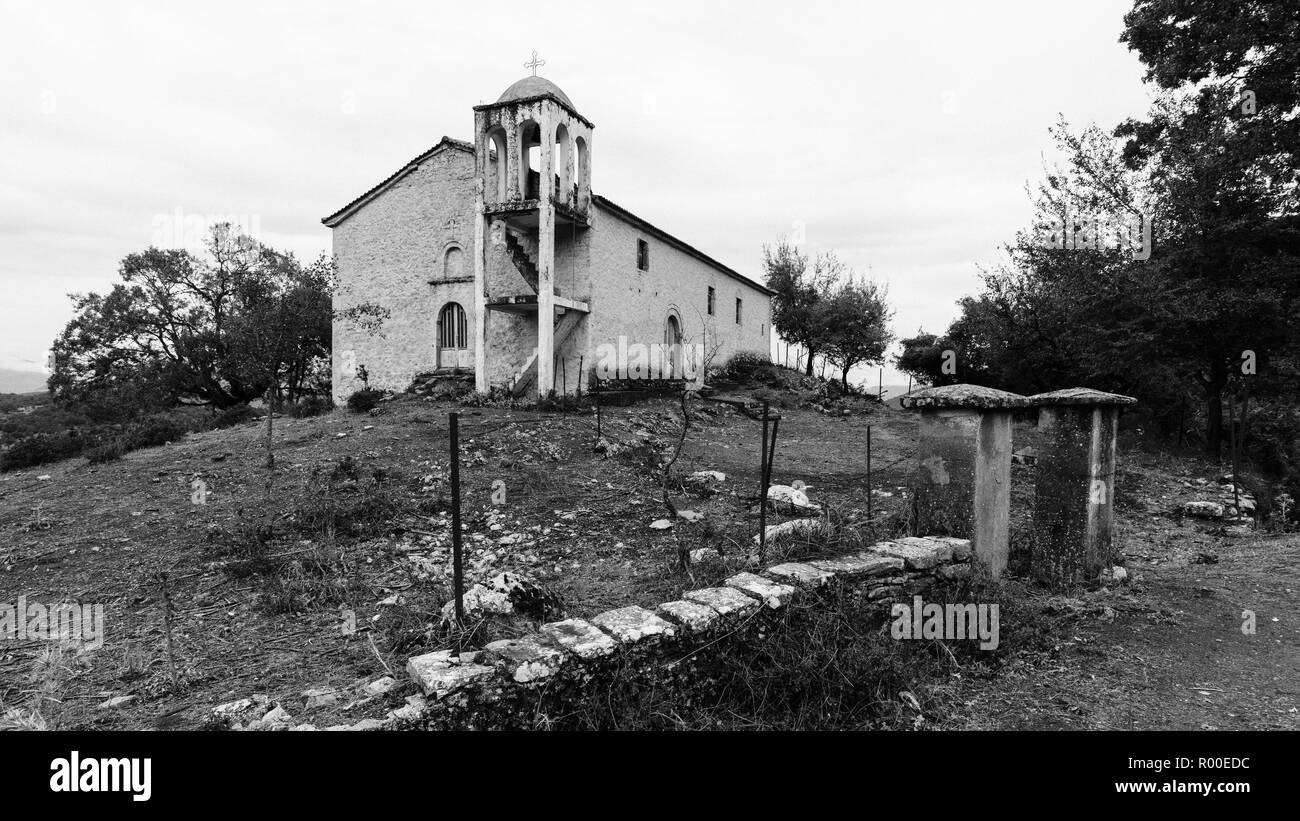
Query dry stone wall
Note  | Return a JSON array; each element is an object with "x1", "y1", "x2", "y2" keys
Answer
[{"x1": 402, "y1": 534, "x2": 974, "y2": 729}]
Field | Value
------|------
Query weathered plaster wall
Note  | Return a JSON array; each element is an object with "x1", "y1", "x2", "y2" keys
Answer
[
  {"x1": 583, "y1": 203, "x2": 772, "y2": 390},
  {"x1": 1032, "y1": 405, "x2": 1119, "y2": 587},
  {"x1": 331, "y1": 127, "x2": 771, "y2": 400},
  {"x1": 916, "y1": 409, "x2": 1012, "y2": 577}
]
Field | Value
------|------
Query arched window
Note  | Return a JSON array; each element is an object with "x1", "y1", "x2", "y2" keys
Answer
[
  {"x1": 438, "y1": 302, "x2": 467, "y2": 349},
  {"x1": 554, "y1": 123, "x2": 572, "y2": 205},
  {"x1": 519, "y1": 120, "x2": 541, "y2": 199},
  {"x1": 443, "y1": 245, "x2": 466, "y2": 279},
  {"x1": 484, "y1": 128, "x2": 508, "y2": 203},
  {"x1": 574, "y1": 135, "x2": 589, "y2": 205}
]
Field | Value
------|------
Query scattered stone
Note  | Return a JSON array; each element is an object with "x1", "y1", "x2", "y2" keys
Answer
[
  {"x1": 688, "y1": 547, "x2": 720, "y2": 563},
  {"x1": 406, "y1": 650, "x2": 495, "y2": 699},
  {"x1": 487, "y1": 572, "x2": 563, "y2": 621},
  {"x1": 676, "y1": 509, "x2": 704, "y2": 522},
  {"x1": 303, "y1": 688, "x2": 341, "y2": 709},
  {"x1": 98, "y1": 695, "x2": 136, "y2": 710},
  {"x1": 685, "y1": 470, "x2": 726, "y2": 488},
  {"x1": 591, "y1": 605, "x2": 677, "y2": 643},
  {"x1": 1182, "y1": 501, "x2": 1225, "y2": 520},
  {"x1": 440, "y1": 584, "x2": 513, "y2": 622},
  {"x1": 361, "y1": 676, "x2": 397, "y2": 697},
  {"x1": 538, "y1": 618, "x2": 619, "y2": 659},
  {"x1": 766, "y1": 484, "x2": 821, "y2": 512},
  {"x1": 213, "y1": 694, "x2": 269, "y2": 719},
  {"x1": 350, "y1": 718, "x2": 385, "y2": 731},
  {"x1": 260, "y1": 705, "x2": 294, "y2": 728},
  {"x1": 593, "y1": 437, "x2": 626, "y2": 457},
  {"x1": 753, "y1": 517, "x2": 824, "y2": 544},
  {"x1": 649, "y1": 519, "x2": 674, "y2": 530}
]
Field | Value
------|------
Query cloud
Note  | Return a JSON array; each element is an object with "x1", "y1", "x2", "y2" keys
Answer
[{"x1": 0, "y1": 0, "x2": 1149, "y2": 384}]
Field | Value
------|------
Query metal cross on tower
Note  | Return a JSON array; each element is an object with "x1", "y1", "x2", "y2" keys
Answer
[{"x1": 524, "y1": 50, "x2": 545, "y2": 76}]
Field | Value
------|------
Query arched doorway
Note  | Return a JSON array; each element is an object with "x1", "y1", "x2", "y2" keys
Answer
[
  {"x1": 664, "y1": 314, "x2": 683, "y2": 378},
  {"x1": 436, "y1": 301, "x2": 469, "y2": 370}
]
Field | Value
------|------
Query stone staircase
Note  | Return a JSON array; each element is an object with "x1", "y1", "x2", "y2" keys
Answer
[
  {"x1": 506, "y1": 309, "x2": 586, "y2": 397},
  {"x1": 504, "y1": 231, "x2": 539, "y2": 294}
]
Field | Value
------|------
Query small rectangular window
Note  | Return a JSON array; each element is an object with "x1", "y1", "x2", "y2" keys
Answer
[
  {"x1": 636, "y1": 239, "x2": 649, "y2": 271},
  {"x1": 707, "y1": 286, "x2": 715, "y2": 315},
  {"x1": 735, "y1": 297, "x2": 743, "y2": 325}
]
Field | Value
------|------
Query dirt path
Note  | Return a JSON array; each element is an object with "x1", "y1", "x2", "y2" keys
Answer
[{"x1": 952, "y1": 531, "x2": 1300, "y2": 730}]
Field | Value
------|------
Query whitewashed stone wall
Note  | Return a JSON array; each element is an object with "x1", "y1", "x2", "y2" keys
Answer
[
  {"x1": 330, "y1": 145, "x2": 773, "y2": 402},
  {"x1": 583, "y1": 202, "x2": 772, "y2": 389}
]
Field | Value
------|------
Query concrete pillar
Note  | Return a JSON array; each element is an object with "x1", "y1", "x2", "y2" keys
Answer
[
  {"x1": 472, "y1": 199, "x2": 488, "y2": 393},
  {"x1": 903, "y1": 384, "x2": 1028, "y2": 579},
  {"x1": 536, "y1": 114, "x2": 556, "y2": 398},
  {"x1": 1027, "y1": 388, "x2": 1136, "y2": 589}
]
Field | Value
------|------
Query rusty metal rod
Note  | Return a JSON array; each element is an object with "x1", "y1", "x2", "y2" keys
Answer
[{"x1": 450, "y1": 411, "x2": 464, "y2": 626}]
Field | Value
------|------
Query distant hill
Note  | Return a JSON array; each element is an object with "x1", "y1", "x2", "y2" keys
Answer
[{"x1": 0, "y1": 368, "x2": 48, "y2": 394}]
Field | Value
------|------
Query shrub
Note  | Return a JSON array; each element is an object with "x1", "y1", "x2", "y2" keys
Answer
[
  {"x1": 212, "y1": 404, "x2": 259, "y2": 429},
  {"x1": 346, "y1": 388, "x2": 385, "y2": 413},
  {"x1": 125, "y1": 414, "x2": 187, "y2": 449},
  {"x1": 290, "y1": 456, "x2": 407, "y2": 540},
  {"x1": 85, "y1": 439, "x2": 126, "y2": 464},
  {"x1": 286, "y1": 395, "x2": 333, "y2": 418},
  {"x1": 0, "y1": 407, "x2": 93, "y2": 439},
  {"x1": 714, "y1": 351, "x2": 772, "y2": 384},
  {"x1": 0, "y1": 431, "x2": 84, "y2": 471}
]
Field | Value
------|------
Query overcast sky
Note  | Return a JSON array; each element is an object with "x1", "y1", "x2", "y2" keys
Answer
[{"x1": 0, "y1": 0, "x2": 1153, "y2": 386}]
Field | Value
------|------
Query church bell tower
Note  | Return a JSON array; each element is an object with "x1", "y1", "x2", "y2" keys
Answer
[{"x1": 471, "y1": 54, "x2": 593, "y2": 397}]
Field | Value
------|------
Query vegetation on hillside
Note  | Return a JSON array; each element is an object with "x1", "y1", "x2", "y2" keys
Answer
[{"x1": 893, "y1": 1, "x2": 1300, "y2": 502}]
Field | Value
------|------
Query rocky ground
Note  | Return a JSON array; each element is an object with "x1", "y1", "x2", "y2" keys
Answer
[{"x1": 0, "y1": 387, "x2": 1294, "y2": 730}]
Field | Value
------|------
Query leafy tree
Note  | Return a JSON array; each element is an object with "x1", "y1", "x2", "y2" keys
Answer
[
  {"x1": 1117, "y1": 2, "x2": 1300, "y2": 452},
  {"x1": 762, "y1": 241, "x2": 836, "y2": 375},
  {"x1": 814, "y1": 276, "x2": 894, "y2": 389},
  {"x1": 50, "y1": 225, "x2": 339, "y2": 414},
  {"x1": 894, "y1": 332, "x2": 948, "y2": 387},
  {"x1": 1121, "y1": 0, "x2": 1300, "y2": 177}
]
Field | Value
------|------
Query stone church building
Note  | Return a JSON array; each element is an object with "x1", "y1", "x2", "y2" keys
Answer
[{"x1": 323, "y1": 72, "x2": 774, "y2": 401}]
